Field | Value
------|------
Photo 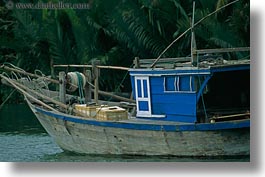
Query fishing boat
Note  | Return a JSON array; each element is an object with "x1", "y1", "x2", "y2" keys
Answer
[
  {"x1": 0, "y1": 48, "x2": 250, "y2": 157},
  {"x1": 0, "y1": 2, "x2": 250, "y2": 157}
]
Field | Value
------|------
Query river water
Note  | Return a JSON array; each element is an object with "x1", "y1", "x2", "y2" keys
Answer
[{"x1": 0, "y1": 104, "x2": 249, "y2": 162}]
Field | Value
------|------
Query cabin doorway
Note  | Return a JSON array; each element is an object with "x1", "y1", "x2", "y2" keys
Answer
[{"x1": 134, "y1": 76, "x2": 152, "y2": 117}]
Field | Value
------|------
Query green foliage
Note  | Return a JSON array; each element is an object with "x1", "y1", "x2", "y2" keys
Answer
[{"x1": 0, "y1": 0, "x2": 250, "y2": 103}]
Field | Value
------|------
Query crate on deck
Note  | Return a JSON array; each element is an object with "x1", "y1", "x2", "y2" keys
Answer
[{"x1": 96, "y1": 106, "x2": 128, "y2": 121}]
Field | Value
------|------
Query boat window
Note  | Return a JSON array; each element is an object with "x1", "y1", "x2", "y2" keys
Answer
[
  {"x1": 143, "y1": 79, "x2": 148, "y2": 98},
  {"x1": 137, "y1": 79, "x2": 142, "y2": 97},
  {"x1": 164, "y1": 76, "x2": 194, "y2": 93},
  {"x1": 179, "y1": 76, "x2": 191, "y2": 91},
  {"x1": 164, "y1": 76, "x2": 175, "y2": 91}
]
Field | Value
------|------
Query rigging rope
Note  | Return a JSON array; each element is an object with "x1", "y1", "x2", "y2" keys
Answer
[
  {"x1": 198, "y1": 76, "x2": 208, "y2": 122},
  {"x1": 107, "y1": 63, "x2": 134, "y2": 102},
  {"x1": 0, "y1": 89, "x2": 16, "y2": 110},
  {"x1": 151, "y1": 0, "x2": 240, "y2": 68}
]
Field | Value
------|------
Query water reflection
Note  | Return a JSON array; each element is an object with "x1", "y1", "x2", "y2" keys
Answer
[{"x1": 0, "y1": 132, "x2": 62, "y2": 162}]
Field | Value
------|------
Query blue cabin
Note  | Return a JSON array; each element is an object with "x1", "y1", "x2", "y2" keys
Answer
[{"x1": 129, "y1": 57, "x2": 250, "y2": 123}]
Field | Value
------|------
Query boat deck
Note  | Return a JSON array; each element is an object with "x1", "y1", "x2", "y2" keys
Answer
[{"x1": 119, "y1": 116, "x2": 193, "y2": 125}]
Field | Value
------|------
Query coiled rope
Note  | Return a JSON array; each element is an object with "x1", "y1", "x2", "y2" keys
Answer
[
  {"x1": 76, "y1": 72, "x2": 85, "y2": 104},
  {"x1": 66, "y1": 72, "x2": 86, "y2": 104}
]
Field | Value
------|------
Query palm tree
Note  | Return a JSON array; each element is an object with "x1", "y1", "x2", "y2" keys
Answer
[{"x1": 0, "y1": 0, "x2": 249, "y2": 94}]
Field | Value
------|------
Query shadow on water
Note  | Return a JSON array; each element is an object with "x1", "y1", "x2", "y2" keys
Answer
[
  {"x1": 0, "y1": 103, "x2": 45, "y2": 133},
  {"x1": 39, "y1": 151, "x2": 250, "y2": 162}
]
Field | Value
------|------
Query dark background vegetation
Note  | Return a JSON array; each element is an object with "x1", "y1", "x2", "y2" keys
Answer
[{"x1": 0, "y1": 0, "x2": 249, "y2": 103}]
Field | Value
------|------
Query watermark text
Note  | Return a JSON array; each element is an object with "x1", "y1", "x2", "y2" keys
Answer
[{"x1": 5, "y1": 1, "x2": 91, "y2": 10}]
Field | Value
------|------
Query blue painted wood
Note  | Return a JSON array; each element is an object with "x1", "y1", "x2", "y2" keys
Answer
[
  {"x1": 179, "y1": 76, "x2": 190, "y2": 91},
  {"x1": 35, "y1": 107, "x2": 250, "y2": 132},
  {"x1": 131, "y1": 73, "x2": 198, "y2": 122},
  {"x1": 165, "y1": 76, "x2": 175, "y2": 91},
  {"x1": 151, "y1": 92, "x2": 196, "y2": 103},
  {"x1": 149, "y1": 75, "x2": 197, "y2": 122},
  {"x1": 139, "y1": 101, "x2": 149, "y2": 111},
  {"x1": 163, "y1": 114, "x2": 197, "y2": 122},
  {"x1": 129, "y1": 65, "x2": 250, "y2": 123},
  {"x1": 149, "y1": 77, "x2": 163, "y2": 86},
  {"x1": 130, "y1": 76, "x2": 136, "y2": 99},
  {"x1": 152, "y1": 102, "x2": 196, "y2": 115},
  {"x1": 129, "y1": 68, "x2": 210, "y2": 75},
  {"x1": 150, "y1": 76, "x2": 196, "y2": 94},
  {"x1": 196, "y1": 75, "x2": 212, "y2": 102},
  {"x1": 152, "y1": 94, "x2": 196, "y2": 114}
]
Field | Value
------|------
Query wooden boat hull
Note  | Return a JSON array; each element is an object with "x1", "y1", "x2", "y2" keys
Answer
[{"x1": 29, "y1": 104, "x2": 250, "y2": 156}]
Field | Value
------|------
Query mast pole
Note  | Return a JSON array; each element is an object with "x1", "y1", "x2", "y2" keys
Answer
[{"x1": 191, "y1": 1, "x2": 197, "y2": 67}]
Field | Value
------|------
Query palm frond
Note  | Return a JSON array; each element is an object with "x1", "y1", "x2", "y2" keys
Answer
[{"x1": 47, "y1": 12, "x2": 75, "y2": 65}]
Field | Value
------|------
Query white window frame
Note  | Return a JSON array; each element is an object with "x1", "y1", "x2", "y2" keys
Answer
[{"x1": 164, "y1": 76, "x2": 195, "y2": 93}]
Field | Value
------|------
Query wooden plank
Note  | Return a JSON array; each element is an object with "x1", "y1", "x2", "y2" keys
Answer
[
  {"x1": 59, "y1": 71, "x2": 66, "y2": 104},
  {"x1": 84, "y1": 70, "x2": 92, "y2": 103},
  {"x1": 35, "y1": 109, "x2": 249, "y2": 156},
  {"x1": 138, "y1": 57, "x2": 191, "y2": 68},
  {"x1": 92, "y1": 60, "x2": 100, "y2": 104},
  {"x1": 133, "y1": 57, "x2": 140, "y2": 68},
  {"x1": 140, "y1": 64, "x2": 175, "y2": 68},
  {"x1": 139, "y1": 57, "x2": 191, "y2": 64},
  {"x1": 195, "y1": 47, "x2": 250, "y2": 54}
]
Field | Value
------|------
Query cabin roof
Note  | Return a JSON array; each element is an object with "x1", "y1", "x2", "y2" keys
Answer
[
  {"x1": 132, "y1": 47, "x2": 250, "y2": 69},
  {"x1": 129, "y1": 59, "x2": 250, "y2": 75},
  {"x1": 132, "y1": 57, "x2": 250, "y2": 70}
]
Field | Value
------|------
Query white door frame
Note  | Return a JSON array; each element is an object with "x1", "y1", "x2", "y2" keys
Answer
[{"x1": 134, "y1": 76, "x2": 152, "y2": 117}]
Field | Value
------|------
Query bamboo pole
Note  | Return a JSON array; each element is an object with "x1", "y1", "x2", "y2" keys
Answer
[
  {"x1": 0, "y1": 89, "x2": 15, "y2": 110},
  {"x1": 211, "y1": 112, "x2": 250, "y2": 120},
  {"x1": 53, "y1": 64, "x2": 92, "y2": 68},
  {"x1": 0, "y1": 74, "x2": 67, "y2": 109},
  {"x1": 1, "y1": 66, "x2": 59, "y2": 84},
  {"x1": 96, "y1": 90, "x2": 135, "y2": 103},
  {"x1": 1, "y1": 65, "x2": 135, "y2": 103},
  {"x1": 150, "y1": 0, "x2": 240, "y2": 68},
  {"x1": 0, "y1": 74, "x2": 93, "y2": 118},
  {"x1": 191, "y1": 1, "x2": 197, "y2": 66},
  {"x1": 97, "y1": 65, "x2": 129, "y2": 71},
  {"x1": 0, "y1": 74, "x2": 58, "y2": 112},
  {"x1": 53, "y1": 64, "x2": 130, "y2": 71}
]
